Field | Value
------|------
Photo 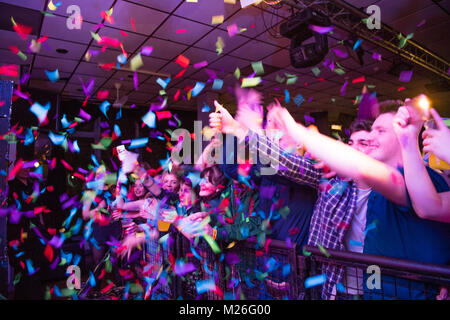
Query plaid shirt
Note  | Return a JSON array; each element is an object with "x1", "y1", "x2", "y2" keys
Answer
[{"x1": 248, "y1": 131, "x2": 359, "y2": 299}]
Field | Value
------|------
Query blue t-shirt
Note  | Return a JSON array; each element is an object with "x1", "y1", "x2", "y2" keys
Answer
[{"x1": 363, "y1": 167, "x2": 450, "y2": 300}]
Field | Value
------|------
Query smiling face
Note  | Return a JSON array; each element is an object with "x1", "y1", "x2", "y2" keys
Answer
[
  {"x1": 199, "y1": 172, "x2": 218, "y2": 198},
  {"x1": 133, "y1": 179, "x2": 146, "y2": 199},
  {"x1": 162, "y1": 173, "x2": 180, "y2": 193},
  {"x1": 178, "y1": 182, "x2": 197, "y2": 207},
  {"x1": 348, "y1": 130, "x2": 371, "y2": 154},
  {"x1": 367, "y1": 113, "x2": 402, "y2": 166}
]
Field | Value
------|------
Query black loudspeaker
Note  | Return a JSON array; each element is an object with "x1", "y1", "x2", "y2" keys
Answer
[
  {"x1": 0, "y1": 80, "x2": 13, "y2": 298},
  {"x1": 290, "y1": 33, "x2": 329, "y2": 68}
]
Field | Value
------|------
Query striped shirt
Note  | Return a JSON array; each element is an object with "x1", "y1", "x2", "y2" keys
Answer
[{"x1": 248, "y1": 130, "x2": 358, "y2": 299}]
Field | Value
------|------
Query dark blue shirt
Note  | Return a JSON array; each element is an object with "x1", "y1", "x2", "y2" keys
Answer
[{"x1": 363, "y1": 166, "x2": 450, "y2": 299}]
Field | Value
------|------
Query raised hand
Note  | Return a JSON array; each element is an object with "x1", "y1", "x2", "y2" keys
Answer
[
  {"x1": 422, "y1": 108, "x2": 450, "y2": 163},
  {"x1": 393, "y1": 106, "x2": 424, "y2": 147},
  {"x1": 210, "y1": 100, "x2": 247, "y2": 139}
]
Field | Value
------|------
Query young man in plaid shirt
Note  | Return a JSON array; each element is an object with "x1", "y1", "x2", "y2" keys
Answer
[{"x1": 209, "y1": 98, "x2": 449, "y2": 300}]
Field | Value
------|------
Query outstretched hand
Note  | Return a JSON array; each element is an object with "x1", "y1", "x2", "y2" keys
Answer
[
  {"x1": 210, "y1": 100, "x2": 247, "y2": 139},
  {"x1": 393, "y1": 106, "x2": 424, "y2": 148},
  {"x1": 422, "y1": 108, "x2": 450, "y2": 163}
]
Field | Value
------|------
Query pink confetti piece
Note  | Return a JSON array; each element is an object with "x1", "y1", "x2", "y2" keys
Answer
[
  {"x1": 399, "y1": 70, "x2": 413, "y2": 82},
  {"x1": 417, "y1": 19, "x2": 426, "y2": 28},
  {"x1": 176, "y1": 29, "x2": 186, "y2": 34},
  {"x1": 227, "y1": 24, "x2": 239, "y2": 37},
  {"x1": 308, "y1": 25, "x2": 334, "y2": 34},
  {"x1": 141, "y1": 46, "x2": 153, "y2": 56},
  {"x1": 194, "y1": 61, "x2": 208, "y2": 68},
  {"x1": 332, "y1": 48, "x2": 348, "y2": 58},
  {"x1": 175, "y1": 54, "x2": 190, "y2": 68},
  {"x1": 352, "y1": 76, "x2": 365, "y2": 84},
  {"x1": 372, "y1": 52, "x2": 382, "y2": 61},
  {"x1": 133, "y1": 71, "x2": 138, "y2": 91}
]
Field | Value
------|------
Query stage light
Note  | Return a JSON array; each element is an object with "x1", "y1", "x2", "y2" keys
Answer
[{"x1": 280, "y1": 9, "x2": 330, "y2": 68}]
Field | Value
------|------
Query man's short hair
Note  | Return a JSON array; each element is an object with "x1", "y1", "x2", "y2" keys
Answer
[
  {"x1": 349, "y1": 119, "x2": 373, "y2": 136},
  {"x1": 378, "y1": 99, "x2": 403, "y2": 115}
]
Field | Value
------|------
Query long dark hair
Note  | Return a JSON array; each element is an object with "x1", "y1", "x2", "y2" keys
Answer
[{"x1": 199, "y1": 165, "x2": 227, "y2": 202}]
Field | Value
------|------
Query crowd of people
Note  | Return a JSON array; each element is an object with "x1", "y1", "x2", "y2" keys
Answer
[{"x1": 4, "y1": 89, "x2": 450, "y2": 300}]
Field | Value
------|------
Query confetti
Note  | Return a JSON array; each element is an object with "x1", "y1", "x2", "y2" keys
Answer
[
  {"x1": 130, "y1": 54, "x2": 143, "y2": 71},
  {"x1": 99, "y1": 101, "x2": 110, "y2": 118},
  {"x1": 332, "y1": 48, "x2": 348, "y2": 58},
  {"x1": 227, "y1": 24, "x2": 239, "y2": 37},
  {"x1": 240, "y1": 0, "x2": 260, "y2": 8},
  {"x1": 216, "y1": 36, "x2": 225, "y2": 55},
  {"x1": 175, "y1": 54, "x2": 190, "y2": 68},
  {"x1": 212, "y1": 79, "x2": 223, "y2": 90},
  {"x1": 251, "y1": 61, "x2": 264, "y2": 75},
  {"x1": 352, "y1": 76, "x2": 365, "y2": 84},
  {"x1": 129, "y1": 138, "x2": 148, "y2": 149},
  {"x1": 176, "y1": 29, "x2": 187, "y2": 34},
  {"x1": 309, "y1": 25, "x2": 334, "y2": 34},
  {"x1": 191, "y1": 82, "x2": 205, "y2": 97},
  {"x1": 305, "y1": 274, "x2": 327, "y2": 288},
  {"x1": 399, "y1": 70, "x2": 413, "y2": 82},
  {"x1": 294, "y1": 94, "x2": 304, "y2": 107},
  {"x1": 212, "y1": 15, "x2": 224, "y2": 25},
  {"x1": 141, "y1": 46, "x2": 153, "y2": 56},
  {"x1": 194, "y1": 61, "x2": 208, "y2": 69},
  {"x1": 311, "y1": 67, "x2": 321, "y2": 77},
  {"x1": 142, "y1": 110, "x2": 156, "y2": 128},
  {"x1": 30, "y1": 102, "x2": 50, "y2": 125},
  {"x1": 45, "y1": 69, "x2": 60, "y2": 83},
  {"x1": 353, "y1": 39, "x2": 363, "y2": 50},
  {"x1": 241, "y1": 77, "x2": 261, "y2": 87},
  {"x1": 284, "y1": 89, "x2": 290, "y2": 103}
]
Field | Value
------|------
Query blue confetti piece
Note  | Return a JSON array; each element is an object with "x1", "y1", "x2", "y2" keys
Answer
[
  {"x1": 336, "y1": 282, "x2": 345, "y2": 293},
  {"x1": 196, "y1": 280, "x2": 216, "y2": 294},
  {"x1": 53, "y1": 285, "x2": 62, "y2": 297},
  {"x1": 212, "y1": 79, "x2": 223, "y2": 90},
  {"x1": 186, "y1": 171, "x2": 201, "y2": 187},
  {"x1": 294, "y1": 94, "x2": 304, "y2": 107},
  {"x1": 142, "y1": 110, "x2": 156, "y2": 128},
  {"x1": 192, "y1": 82, "x2": 205, "y2": 97},
  {"x1": 305, "y1": 274, "x2": 327, "y2": 288},
  {"x1": 99, "y1": 101, "x2": 110, "y2": 118},
  {"x1": 128, "y1": 138, "x2": 148, "y2": 149},
  {"x1": 116, "y1": 107, "x2": 122, "y2": 120},
  {"x1": 30, "y1": 101, "x2": 50, "y2": 124},
  {"x1": 284, "y1": 89, "x2": 290, "y2": 103},
  {"x1": 244, "y1": 276, "x2": 255, "y2": 288},
  {"x1": 353, "y1": 39, "x2": 363, "y2": 51},
  {"x1": 201, "y1": 104, "x2": 210, "y2": 112},
  {"x1": 45, "y1": 69, "x2": 59, "y2": 83},
  {"x1": 24, "y1": 128, "x2": 34, "y2": 146},
  {"x1": 73, "y1": 140, "x2": 80, "y2": 153},
  {"x1": 49, "y1": 132, "x2": 66, "y2": 145},
  {"x1": 282, "y1": 264, "x2": 291, "y2": 277},
  {"x1": 265, "y1": 257, "x2": 277, "y2": 273},
  {"x1": 114, "y1": 124, "x2": 121, "y2": 137},
  {"x1": 190, "y1": 246, "x2": 203, "y2": 261}
]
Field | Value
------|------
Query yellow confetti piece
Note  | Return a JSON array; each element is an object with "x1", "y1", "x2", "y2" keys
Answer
[
  {"x1": 130, "y1": 53, "x2": 143, "y2": 71},
  {"x1": 48, "y1": 0, "x2": 57, "y2": 11},
  {"x1": 187, "y1": 90, "x2": 192, "y2": 101},
  {"x1": 224, "y1": 0, "x2": 236, "y2": 3},
  {"x1": 234, "y1": 67, "x2": 240, "y2": 79},
  {"x1": 84, "y1": 51, "x2": 92, "y2": 62},
  {"x1": 216, "y1": 36, "x2": 225, "y2": 55},
  {"x1": 212, "y1": 15, "x2": 224, "y2": 25},
  {"x1": 226, "y1": 241, "x2": 236, "y2": 249},
  {"x1": 186, "y1": 0, "x2": 198, "y2": 2},
  {"x1": 241, "y1": 77, "x2": 261, "y2": 87}
]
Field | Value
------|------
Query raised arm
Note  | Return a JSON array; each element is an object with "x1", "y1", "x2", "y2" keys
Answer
[
  {"x1": 393, "y1": 106, "x2": 450, "y2": 222},
  {"x1": 266, "y1": 106, "x2": 409, "y2": 206},
  {"x1": 209, "y1": 101, "x2": 322, "y2": 189}
]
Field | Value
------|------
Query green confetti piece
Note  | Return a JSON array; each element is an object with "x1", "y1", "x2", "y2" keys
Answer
[
  {"x1": 204, "y1": 234, "x2": 221, "y2": 254},
  {"x1": 13, "y1": 272, "x2": 21, "y2": 285},
  {"x1": 60, "y1": 288, "x2": 77, "y2": 297},
  {"x1": 318, "y1": 245, "x2": 331, "y2": 257},
  {"x1": 251, "y1": 61, "x2": 264, "y2": 75},
  {"x1": 159, "y1": 90, "x2": 166, "y2": 95},
  {"x1": 279, "y1": 206, "x2": 290, "y2": 219},
  {"x1": 302, "y1": 248, "x2": 311, "y2": 256},
  {"x1": 334, "y1": 68, "x2": 345, "y2": 75},
  {"x1": 241, "y1": 77, "x2": 261, "y2": 87},
  {"x1": 105, "y1": 258, "x2": 112, "y2": 273},
  {"x1": 234, "y1": 67, "x2": 240, "y2": 79},
  {"x1": 354, "y1": 95, "x2": 362, "y2": 105},
  {"x1": 41, "y1": 11, "x2": 55, "y2": 17},
  {"x1": 311, "y1": 67, "x2": 321, "y2": 77},
  {"x1": 286, "y1": 76, "x2": 298, "y2": 85},
  {"x1": 276, "y1": 74, "x2": 285, "y2": 83},
  {"x1": 45, "y1": 287, "x2": 51, "y2": 300},
  {"x1": 129, "y1": 283, "x2": 143, "y2": 294},
  {"x1": 17, "y1": 51, "x2": 27, "y2": 61},
  {"x1": 130, "y1": 53, "x2": 143, "y2": 71},
  {"x1": 90, "y1": 31, "x2": 102, "y2": 42}
]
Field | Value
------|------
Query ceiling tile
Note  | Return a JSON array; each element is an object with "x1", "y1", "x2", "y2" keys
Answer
[
  {"x1": 219, "y1": 6, "x2": 268, "y2": 38},
  {"x1": 34, "y1": 56, "x2": 78, "y2": 73},
  {"x1": 152, "y1": 15, "x2": 214, "y2": 46},
  {"x1": 262, "y1": 48, "x2": 290, "y2": 69},
  {"x1": 207, "y1": 55, "x2": 250, "y2": 73},
  {"x1": 95, "y1": 26, "x2": 147, "y2": 53},
  {"x1": 41, "y1": 15, "x2": 96, "y2": 44},
  {"x1": 37, "y1": 38, "x2": 87, "y2": 60},
  {"x1": 127, "y1": 0, "x2": 183, "y2": 13},
  {"x1": 173, "y1": 0, "x2": 239, "y2": 26},
  {"x1": 194, "y1": 29, "x2": 249, "y2": 54},
  {"x1": 111, "y1": 1, "x2": 169, "y2": 34},
  {"x1": 138, "y1": 37, "x2": 188, "y2": 60},
  {"x1": 0, "y1": 30, "x2": 36, "y2": 52},
  {"x1": 75, "y1": 61, "x2": 113, "y2": 77},
  {"x1": 0, "y1": 0, "x2": 46, "y2": 10},
  {"x1": 228, "y1": 40, "x2": 279, "y2": 61},
  {"x1": 29, "y1": 79, "x2": 66, "y2": 92}
]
